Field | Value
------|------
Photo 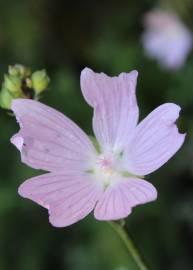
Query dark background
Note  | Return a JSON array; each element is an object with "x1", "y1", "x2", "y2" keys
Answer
[{"x1": 1, "y1": 0, "x2": 193, "y2": 269}]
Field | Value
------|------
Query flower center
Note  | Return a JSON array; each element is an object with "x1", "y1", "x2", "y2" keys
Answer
[
  {"x1": 86, "y1": 148, "x2": 143, "y2": 190},
  {"x1": 88, "y1": 152, "x2": 123, "y2": 190},
  {"x1": 97, "y1": 155, "x2": 115, "y2": 177}
]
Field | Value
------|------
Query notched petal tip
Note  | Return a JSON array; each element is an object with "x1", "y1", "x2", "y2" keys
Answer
[
  {"x1": 128, "y1": 70, "x2": 138, "y2": 79},
  {"x1": 128, "y1": 102, "x2": 185, "y2": 175},
  {"x1": 164, "y1": 103, "x2": 185, "y2": 136},
  {"x1": 81, "y1": 67, "x2": 93, "y2": 75},
  {"x1": 150, "y1": 103, "x2": 181, "y2": 125},
  {"x1": 118, "y1": 69, "x2": 138, "y2": 84},
  {"x1": 81, "y1": 67, "x2": 139, "y2": 80},
  {"x1": 166, "y1": 102, "x2": 181, "y2": 116},
  {"x1": 80, "y1": 67, "x2": 97, "y2": 83},
  {"x1": 10, "y1": 134, "x2": 24, "y2": 152}
]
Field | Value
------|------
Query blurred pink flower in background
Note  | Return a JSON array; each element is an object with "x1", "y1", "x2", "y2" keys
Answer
[
  {"x1": 11, "y1": 68, "x2": 185, "y2": 227},
  {"x1": 142, "y1": 10, "x2": 193, "y2": 70}
]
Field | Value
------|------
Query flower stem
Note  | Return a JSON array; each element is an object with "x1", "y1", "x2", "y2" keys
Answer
[{"x1": 108, "y1": 221, "x2": 149, "y2": 270}]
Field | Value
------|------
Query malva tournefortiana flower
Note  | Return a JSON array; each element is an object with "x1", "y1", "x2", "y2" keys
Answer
[{"x1": 11, "y1": 68, "x2": 185, "y2": 227}]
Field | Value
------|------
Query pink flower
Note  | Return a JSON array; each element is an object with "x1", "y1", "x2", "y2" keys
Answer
[
  {"x1": 11, "y1": 68, "x2": 185, "y2": 227},
  {"x1": 142, "y1": 10, "x2": 193, "y2": 70}
]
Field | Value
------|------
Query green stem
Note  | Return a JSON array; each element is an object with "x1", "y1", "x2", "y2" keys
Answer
[{"x1": 108, "y1": 221, "x2": 149, "y2": 270}]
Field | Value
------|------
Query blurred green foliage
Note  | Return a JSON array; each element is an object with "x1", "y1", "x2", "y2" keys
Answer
[{"x1": 1, "y1": 0, "x2": 193, "y2": 270}]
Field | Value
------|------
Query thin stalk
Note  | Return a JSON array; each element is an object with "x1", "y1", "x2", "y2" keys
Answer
[{"x1": 108, "y1": 221, "x2": 149, "y2": 270}]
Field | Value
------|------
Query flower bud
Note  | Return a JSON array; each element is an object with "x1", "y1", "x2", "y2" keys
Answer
[
  {"x1": 8, "y1": 65, "x2": 20, "y2": 77},
  {"x1": 0, "y1": 88, "x2": 14, "y2": 110},
  {"x1": 31, "y1": 70, "x2": 50, "y2": 94},
  {"x1": 4, "y1": 75, "x2": 21, "y2": 93},
  {"x1": 26, "y1": 78, "x2": 32, "y2": 88},
  {"x1": 9, "y1": 64, "x2": 31, "y2": 78}
]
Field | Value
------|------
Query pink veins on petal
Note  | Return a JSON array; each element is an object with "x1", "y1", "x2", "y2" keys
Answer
[{"x1": 11, "y1": 67, "x2": 185, "y2": 227}]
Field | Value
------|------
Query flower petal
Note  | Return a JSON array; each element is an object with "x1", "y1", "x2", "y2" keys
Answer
[
  {"x1": 126, "y1": 103, "x2": 185, "y2": 175},
  {"x1": 11, "y1": 99, "x2": 97, "y2": 172},
  {"x1": 80, "y1": 68, "x2": 139, "y2": 152},
  {"x1": 94, "y1": 178, "x2": 157, "y2": 220},
  {"x1": 18, "y1": 172, "x2": 103, "y2": 227}
]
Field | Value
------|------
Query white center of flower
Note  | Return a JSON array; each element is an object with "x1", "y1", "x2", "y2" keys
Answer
[
  {"x1": 86, "y1": 146, "x2": 142, "y2": 190},
  {"x1": 89, "y1": 151, "x2": 124, "y2": 189},
  {"x1": 97, "y1": 155, "x2": 115, "y2": 176}
]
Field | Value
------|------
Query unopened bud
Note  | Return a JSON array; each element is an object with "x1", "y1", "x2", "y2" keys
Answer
[
  {"x1": 26, "y1": 78, "x2": 32, "y2": 88},
  {"x1": 8, "y1": 65, "x2": 20, "y2": 77},
  {"x1": 4, "y1": 75, "x2": 21, "y2": 93},
  {"x1": 9, "y1": 64, "x2": 31, "y2": 78},
  {"x1": 31, "y1": 70, "x2": 50, "y2": 94}
]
